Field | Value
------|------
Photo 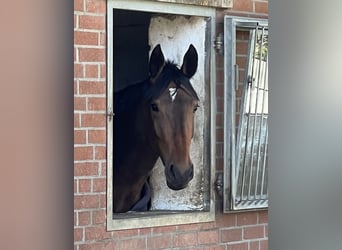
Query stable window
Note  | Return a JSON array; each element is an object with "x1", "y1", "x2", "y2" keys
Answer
[
  {"x1": 107, "y1": 0, "x2": 216, "y2": 230},
  {"x1": 223, "y1": 17, "x2": 269, "y2": 211}
]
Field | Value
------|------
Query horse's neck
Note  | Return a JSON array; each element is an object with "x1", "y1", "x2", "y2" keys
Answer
[{"x1": 114, "y1": 84, "x2": 159, "y2": 177}]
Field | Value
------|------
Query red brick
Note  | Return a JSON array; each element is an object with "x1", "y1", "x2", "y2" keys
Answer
[
  {"x1": 74, "y1": 180, "x2": 78, "y2": 193},
  {"x1": 85, "y1": 226, "x2": 112, "y2": 241},
  {"x1": 101, "y1": 162, "x2": 106, "y2": 176},
  {"x1": 79, "y1": 243, "x2": 107, "y2": 250},
  {"x1": 139, "y1": 228, "x2": 152, "y2": 236},
  {"x1": 74, "y1": 14, "x2": 77, "y2": 29},
  {"x1": 99, "y1": 194, "x2": 106, "y2": 208},
  {"x1": 74, "y1": 48, "x2": 78, "y2": 62},
  {"x1": 86, "y1": 0, "x2": 106, "y2": 14},
  {"x1": 147, "y1": 235, "x2": 172, "y2": 250},
  {"x1": 216, "y1": 213, "x2": 236, "y2": 227},
  {"x1": 93, "y1": 177, "x2": 106, "y2": 192},
  {"x1": 74, "y1": 130, "x2": 86, "y2": 144},
  {"x1": 173, "y1": 232, "x2": 197, "y2": 247},
  {"x1": 75, "y1": 97, "x2": 86, "y2": 111},
  {"x1": 74, "y1": 228, "x2": 83, "y2": 242},
  {"x1": 74, "y1": 80, "x2": 78, "y2": 94},
  {"x1": 81, "y1": 114, "x2": 106, "y2": 127},
  {"x1": 95, "y1": 146, "x2": 106, "y2": 160},
  {"x1": 100, "y1": 32, "x2": 106, "y2": 46},
  {"x1": 216, "y1": 68, "x2": 224, "y2": 83},
  {"x1": 74, "y1": 114, "x2": 80, "y2": 128},
  {"x1": 236, "y1": 41, "x2": 249, "y2": 55},
  {"x1": 237, "y1": 212, "x2": 258, "y2": 226},
  {"x1": 153, "y1": 225, "x2": 177, "y2": 234},
  {"x1": 233, "y1": 0, "x2": 253, "y2": 12},
  {"x1": 85, "y1": 64, "x2": 98, "y2": 78},
  {"x1": 92, "y1": 209, "x2": 106, "y2": 224},
  {"x1": 216, "y1": 98, "x2": 224, "y2": 113},
  {"x1": 74, "y1": 31, "x2": 98, "y2": 46},
  {"x1": 79, "y1": 80, "x2": 106, "y2": 95},
  {"x1": 79, "y1": 15, "x2": 105, "y2": 30},
  {"x1": 249, "y1": 240, "x2": 260, "y2": 250},
  {"x1": 203, "y1": 246, "x2": 226, "y2": 250},
  {"x1": 228, "y1": 242, "x2": 248, "y2": 250},
  {"x1": 105, "y1": 241, "x2": 118, "y2": 249},
  {"x1": 78, "y1": 178, "x2": 91, "y2": 193},
  {"x1": 100, "y1": 64, "x2": 106, "y2": 78},
  {"x1": 198, "y1": 230, "x2": 218, "y2": 245},
  {"x1": 244, "y1": 225, "x2": 264, "y2": 239},
  {"x1": 75, "y1": 162, "x2": 99, "y2": 176},
  {"x1": 221, "y1": 228, "x2": 242, "y2": 242},
  {"x1": 112, "y1": 229, "x2": 139, "y2": 238},
  {"x1": 74, "y1": 146, "x2": 93, "y2": 161},
  {"x1": 74, "y1": 0, "x2": 84, "y2": 12},
  {"x1": 260, "y1": 239, "x2": 268, "y2": 250},
  {"x1": 74, "y1": 195, "x2": 99, "y2": 209},
  {"x1": 79, "y1": 48, "x2": 105, "y2": 62},
  {"x1": 265, "y1": 225, "x2": 268, "y2": 237},
  {"x1": 236, "y1": 56, "x2": 247, "y2": 68},
  {"x1": 117, "y1": 238, "x2": 146, "y2": 249},
  {"x1": 216, "y1": 158, "x2": 223, "y2": 171},
  {"x1": 88, "y1": 97, "x2": 106, "y2": 111},
  {"x1": 258, "y1": 211, "x2": 268, "y2": 223},
  {"x1": 216, "y1": 84, "x2": 224, "y2": 98},
  {"x1": 177, "y1": 223, "x2": 200, "y2": 232},
  {"x1": 78, "y1": 211, "x2": 91, "y2": 226},
  {"x1": 88, "y1": 129, "x2": 106, "y2": 144},
  {"x1": 200, "y1": 222, "x2": 216, "y2": 230},
  {"x1": 216, "y1": 113, "x2": 223, "y2": 127},
  {"x1": 216, "y1": 127, "x2": 224, "y2": 140},
  {"x1": 236, "y1": 30, "x2": 249, "y2": 40},
  {"x1": 74, "y1": 63, "x2": 84, "y2": 78},
  {"x1": 255, "y1": 1, "x2": 268, "y2": 14}
]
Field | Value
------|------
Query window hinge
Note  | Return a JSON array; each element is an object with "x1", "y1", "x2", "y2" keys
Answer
[
  {"x1": 215, "y1": 172, "x2": 224, "y2": 198},
  {"x1": 107, "y1": 108, "x2": 114, "y2": 121},
  {"x1": 214, "y1": 33, "x2": 224, "y2": 55}
]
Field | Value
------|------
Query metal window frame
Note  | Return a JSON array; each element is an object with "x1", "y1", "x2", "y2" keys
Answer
[
  {"x1": 107, "y1": 0, "x2": 216, "y2": 230},
  {"x1": 223, "y1": 16, "x2": 268, "y2": 212}
]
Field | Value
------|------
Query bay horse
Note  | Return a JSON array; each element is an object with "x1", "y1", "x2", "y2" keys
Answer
[{"x1": 114, "y1": 44, "x2": 199, "y2": 213}]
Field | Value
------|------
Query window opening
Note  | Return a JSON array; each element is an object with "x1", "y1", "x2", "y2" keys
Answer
[{"x1": 107, "y1": 0, "x2": 216, "y2": 230}]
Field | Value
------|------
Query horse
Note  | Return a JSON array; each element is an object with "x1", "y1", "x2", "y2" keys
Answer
[{"x1": 113, "y1": 44, "x2": 200, "y2": 213}]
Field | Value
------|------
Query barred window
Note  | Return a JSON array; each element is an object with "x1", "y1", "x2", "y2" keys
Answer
[{"x1": 223, "y1": 17, "x2": 268, "y2": 211}]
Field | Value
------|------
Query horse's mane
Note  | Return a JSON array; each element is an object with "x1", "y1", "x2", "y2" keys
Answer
[{"x1": 114, "y1": 80, "x2": 148, "y2": 115}]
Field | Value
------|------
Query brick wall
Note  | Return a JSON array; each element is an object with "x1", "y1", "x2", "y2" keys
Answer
[{"x1": 74, "y1": 0, "x2": 268, "y2": 249}]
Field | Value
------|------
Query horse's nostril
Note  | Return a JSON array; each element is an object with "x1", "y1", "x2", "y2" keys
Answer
[{"x1": 169, "y1": 164, "x2": 177, "y2": 178}]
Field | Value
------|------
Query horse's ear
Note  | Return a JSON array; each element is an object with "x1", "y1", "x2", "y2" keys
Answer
[
  {"x1": 181, "y1": 44, "x2": 198, "y2": 78},
  {"x1": 149, "y1": 44, "x2": 165, "y2": 82}
]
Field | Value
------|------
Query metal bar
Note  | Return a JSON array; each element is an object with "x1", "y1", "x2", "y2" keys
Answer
[
  {"x1": 247, "y1": 25, "x2": 261, "y2": 200},
  {"x1": 260, "y1": 120, "x2": 268, "y2": 197},
  {"x1": 239, "y1": 29, "x2": 256, "y2": 201},
  {"x1": 254, "y1": 27, "x2": 266, "y2": 198}
]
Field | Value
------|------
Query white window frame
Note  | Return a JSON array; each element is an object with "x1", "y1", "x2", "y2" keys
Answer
[{"x1": 106, "y1": 0, "x2": 216, "y2": 230}]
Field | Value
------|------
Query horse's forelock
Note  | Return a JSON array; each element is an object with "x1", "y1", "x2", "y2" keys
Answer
[{"x1": 144, "y1": 61, "x2": 199, "y2": 101}]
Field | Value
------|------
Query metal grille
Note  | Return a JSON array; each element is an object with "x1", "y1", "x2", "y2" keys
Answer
[{"x1": 234, "y1": 25, "x2": 268, "y2": 209}]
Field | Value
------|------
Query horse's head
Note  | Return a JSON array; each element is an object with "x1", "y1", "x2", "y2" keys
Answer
[{"x1": 146, "y1": 44, "x2": 199, "y2": 190}]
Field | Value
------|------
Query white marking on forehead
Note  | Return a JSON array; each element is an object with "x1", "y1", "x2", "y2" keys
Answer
[{"x1": 169, "y1": 88, "x2": 178, "y2": 102}]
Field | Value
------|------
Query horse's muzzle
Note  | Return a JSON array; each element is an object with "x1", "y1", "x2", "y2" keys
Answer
[{"x1": 165, "y1": 164, "x2": 194, "y2": 190}]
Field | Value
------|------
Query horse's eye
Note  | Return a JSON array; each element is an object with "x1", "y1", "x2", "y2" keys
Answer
[{"x1": 151, "y1": 103, "x2": 159, "y2": 112}]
